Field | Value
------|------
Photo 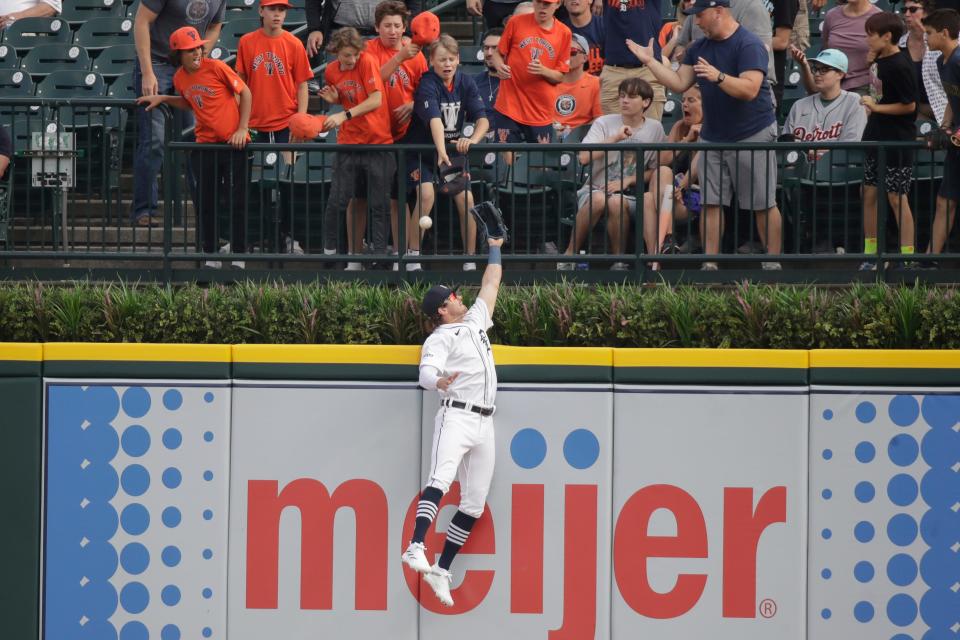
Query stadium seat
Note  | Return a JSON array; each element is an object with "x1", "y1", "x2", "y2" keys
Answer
[
  {"x1": 125, "y1": 0, "x2": 140, "y2": 18},
  {"x1": 73, "y1": 17, "x2": 135, "y2": 52},
  {"x1": 226, "y1": 0, "x2": 258, "y2": 12},
  {"x1": 21, "y1": 44, "x2": 92, "y2": 78},
  {"x1": 285, "y1": 7, "x2": 307, "y2": 28},
  {"x1": 208, "y1": 45, "x2": 231, "y2": 62},
  {"x1": 216, "y1": 19, "x2": 261, "y2": 52},
  {"x1": 0, "y1": 44, "x2": 19, "y2": 69},
  {"x1": 1, "y1": 18, "x2": 72, "y2": 52},
  {"x1": 91, "y1": 44, "x2": 137, "y2": 78},
  {"x1": 0, "y1": 69, "x2": 38, "y2": 119},
  {"x1": 108, "y1": 71, "x2": 135, "y2": 98},
  {"x1": 62, "y1": 0, "x2": 124, "y2": 26},
  {"x1": 35, "y1": 70, "x2": 107, "y2": 110},
  {"x1": 460, "y1": 45, "x2": 484, "y2": 65}
]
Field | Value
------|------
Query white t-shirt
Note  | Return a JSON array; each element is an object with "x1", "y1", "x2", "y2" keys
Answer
[
  {"x1": 580, "y1": 114, "x2": 665, "y2": 193},
  {"x1": 420, "y1": 298, "x2": 497, "y2": 407},
  {"x1": 0, "y1": 0, "x2": 62, "y2": 15}
]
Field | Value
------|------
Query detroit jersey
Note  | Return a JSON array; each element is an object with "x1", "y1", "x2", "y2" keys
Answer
[
  {"x1": 783, "y1": 91, "x2": 867, "y2": 142},
  {"x1": 405, "y1": 69, "x2": 487, "y2": 143},
  {"x1": 420, "y1": 298, "x2": 497, "y2": 407}
]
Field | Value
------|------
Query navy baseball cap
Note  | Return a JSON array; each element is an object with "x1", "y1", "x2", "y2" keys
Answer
[
  {"x1": 422, "y1": 284, "x2": 459, "y2": 316},
  {"x1": 684, "y1": 0, "x2": 730, "y2": 14}
]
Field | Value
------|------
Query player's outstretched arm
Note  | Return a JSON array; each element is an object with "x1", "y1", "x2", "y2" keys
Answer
[{"x1": 477, "y1": 237, "x2": 504, "y2": 316}]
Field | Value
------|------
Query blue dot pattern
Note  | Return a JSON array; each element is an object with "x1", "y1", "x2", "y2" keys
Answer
[
  {"x1": 45, "y1": 384, "x2": 226, "y2": 640},
  {"x1": 812, "y1": 393, "x2": 960, "y2": 639}
]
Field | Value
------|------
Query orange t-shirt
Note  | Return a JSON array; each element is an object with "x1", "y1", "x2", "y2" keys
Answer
[
  {"x1": 236, "y1": 29, "x2": 314, "y2": 132},
  {"x1": 554, "y1": 73, "x2": 601, "y2": 128},
  {"x1": 495, "y1": 14, "x2": 572, "y2": 126},
  {"x1": 323, "y1": 50, "x2": 393, "y2": 145},
  {"x1": 364, "y1": 37, "x2": 427, "y2": 140},
  {"x1": 173, "y1": 58, "x2": 248, "y2": 143}
]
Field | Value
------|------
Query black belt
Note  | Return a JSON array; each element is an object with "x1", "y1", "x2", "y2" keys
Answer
[
  {"x1": 608, "y1": 63, "x2": 645, "y2": 69},
  {"x1": 442, "y1": 398, "x2": 495, "y2": 416}
]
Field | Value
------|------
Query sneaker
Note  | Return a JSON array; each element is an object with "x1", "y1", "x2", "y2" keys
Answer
[
  {"x1": 463, "y1": 262, "x2": 477, "y2": 271},
  {"x1": 219, "y1": 243, "x2": 230, "y2": 254},
  {"x1": 761, "y1": 261, "x2": 782, "y2": 271},
  {"x1": 610, "y1": 261, "x2": 629, "y2": 271},
  {"x1": 345, "y1": 261, "x2": 363, "y2": 271},
  {"x1": 557, "y1": 260, "x2": 575, "y2": 271},
  {"x1": 424, "y1": 564, "x2": 454, "y2": 607},
  {"x1": 230, "y1": 261, "x2": 246, "y2": 270},
  {"x1": 284, "y1": 236, "x2": 304, "y2": 255},
  {"x1": 401, "y1": 542, "x2": 431, "y2": 574},
  {"x1": 858, "y1": 261, "x2": 877, "y2": 272},
  {"x1": 202, "y1": 260, "x2": 222, "y2": 269},
  {"x1": 701, "y1": 261, "x2": 718, "y2": 271},
  {"x1": 406, "y1": 262, "x2": 423, "y2": 272}
]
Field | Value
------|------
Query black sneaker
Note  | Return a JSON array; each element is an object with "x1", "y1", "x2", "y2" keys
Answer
[{"x1": 660, "y1": 233, "x2": 679, "y2": 254}]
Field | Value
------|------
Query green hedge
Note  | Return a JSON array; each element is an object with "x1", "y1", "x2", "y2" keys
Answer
[{"x1": 0, "y1": 280, "x2": 958, "y2": 348}]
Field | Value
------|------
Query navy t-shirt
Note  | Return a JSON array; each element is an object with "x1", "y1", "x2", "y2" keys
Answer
[
  {"x1": 563, "y1": 16, "x2": 605, "y2": 74},
  {"x1": 470, "y1": 71, "x2": 501, "y2": 119},
  {"x1": 683, "y1": 26, "x2": 776, "y2": 141},
  {"x1": 602, "y1": 0, "x2": 662, "y2": 66},
  {"x1": 937, "y1": 45, "x2": 960, "y2": 122},
  {"x1": 405, "y1": 70, "x2": 488, "y2": 145}
]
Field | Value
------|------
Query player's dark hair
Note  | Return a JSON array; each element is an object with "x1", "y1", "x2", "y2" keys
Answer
[
  {"x1": 618, "y1": 77, "x2": 654, "y2": 102},
  {"x1": 428, "y1": 34, "x2": 460, "y2": 59},
  {"x1": 326, "y1": 26, "x2": 365, "y2": 53},
  {"x1": 374, "y1": 0, "x2": 410, "y2": 27},
  {"x1": 865, "y1": 11, "x2": 905, "y2": 42},
  {"x1": 923, "y1": 8, "x2": 960, "y2": 38}
]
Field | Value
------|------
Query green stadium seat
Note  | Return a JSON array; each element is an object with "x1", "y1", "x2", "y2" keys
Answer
[
  {"x1": 227, "y1": 0, "x2": 258, "y2": 11},
  {"x1": 1, "y1": 18, "x2": 72, "y2": 52},
  {"x1": 208, "y1": 45, "x2": 231, "y2": 62},
  {"x1": 0, "y1": 69, "x2": 38, "y2": 119},
  {"x1": 108, "y1": 71, "x2": 135, "y2": 98},
  {"x1": 73, "y1": 17, "x2": 135, "y2": 52},
  {"x1": 125, "y1": 0, "x2": 141, "y2": 18},
  {"x1": 91, "y1": 44, "x2": 137, "y2": 78},
  {"x1": 216, "y1": 19, "x2": 261, "y2": 52},
  {"x1": 35, "y1": 70, "x2": 107, "y2": 125},
  {"x1": 460, "y1": 45, "x2": 484, "y2": 65},
  {"x1": 0, "y1": 44, "x2": 19, "y2": 69},
  {"x1": 62, "y1": 0, "x2": 124, "y2": 25},
  {"x1": 285, "y1": 7, "x2": 306, "y2": 28},
  {"x1": 20, "y1": 44, "x2": 91, "y2": 77}
]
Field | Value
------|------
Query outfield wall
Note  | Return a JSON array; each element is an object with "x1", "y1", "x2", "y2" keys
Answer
[{"x1": 1, "y1": 344, "x2": 958, "y2": 640}]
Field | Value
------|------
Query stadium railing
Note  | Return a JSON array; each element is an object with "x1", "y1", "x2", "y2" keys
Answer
[{"x1": 0, "y1": 97, "x2": 956, "y2": 284}]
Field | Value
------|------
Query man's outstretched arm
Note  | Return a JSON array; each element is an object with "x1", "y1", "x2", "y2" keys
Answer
[{"x1": 477, "y1": 237, "x2": 504, "y2": 316}]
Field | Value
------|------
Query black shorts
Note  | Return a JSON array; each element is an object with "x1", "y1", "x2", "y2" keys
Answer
[{"x1": 492, "y1": 110, "x2": 555, "y2": 144}]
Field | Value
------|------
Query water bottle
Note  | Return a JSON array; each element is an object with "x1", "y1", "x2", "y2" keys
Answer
[{"x1": 576, "y1": 250, "x2": 589, "y2": 271}]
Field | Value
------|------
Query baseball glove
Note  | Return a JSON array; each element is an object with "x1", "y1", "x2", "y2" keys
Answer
[
  {"x1": 469, "y1": 201, "x2": 509, "y2": 244},
  {"x1": 924, "y1": 127, "x2": 960, "y2": 151}
]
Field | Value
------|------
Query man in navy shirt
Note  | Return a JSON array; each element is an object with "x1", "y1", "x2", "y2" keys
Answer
[
  {"x1": 627, "y1": 0, "x2": 782, "y2": 271},
  {"x1": 590, "y1": 0, "x2": 665, "y2": 118},
  {"x1": 924, "y1": 9, "x2": 960, "y2": 254},
  {"x1": 562, "y1": 0, "x2": 604, "y2": 75}
]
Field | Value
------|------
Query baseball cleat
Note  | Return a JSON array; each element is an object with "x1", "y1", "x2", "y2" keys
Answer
[
  {"x1": 424, "y1": 564, "x2": 454, "y2": 607},
  {"x1": 401, "y1": 542, "x2": 431, "y2": 574}
]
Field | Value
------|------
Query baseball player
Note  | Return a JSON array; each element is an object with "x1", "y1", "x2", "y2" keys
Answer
[{"x1": 402, "y1": 235, "x2": 505, "y2": 607}]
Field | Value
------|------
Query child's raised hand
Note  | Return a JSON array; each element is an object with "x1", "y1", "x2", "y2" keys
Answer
[{"x1": 318, "y1": 84, "x2": 339, "y2": 104}]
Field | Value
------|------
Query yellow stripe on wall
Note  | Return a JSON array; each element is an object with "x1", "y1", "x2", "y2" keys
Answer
[
  {"x1": 0, "y1": 343, "x2": 43, "y2": 361},
  {"x1": 810, "y1": 350, "x2": 960, "y2": 369},
  {"x1": 492, "y1": 346, "x2": 612, "y2": 367},
  {"x1": 43, "y1": 343, "x2": 232, "y2": 362},
  {"x1": 233, "y1": 344, "x2": 421, "y2": 365},
  {"x1": 614, "y1": 348, "x2": 809, "y2": 369}
]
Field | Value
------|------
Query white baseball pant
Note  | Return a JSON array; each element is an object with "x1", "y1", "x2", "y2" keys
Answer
[{"x1": 427, "y1": 407, "x2": 496, "y2": 519}]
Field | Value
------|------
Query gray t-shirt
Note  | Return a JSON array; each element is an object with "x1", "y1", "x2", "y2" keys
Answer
[
  {"x1": 677, "y1": 0, "x2": 775, "y2": 80},
  {"x1": 580, "y1": 114, "x2": 665, "y2": 193},
  {"x1": 143, "y1": 0, "x2": 226, "y2": 60},
  {"x1": 332, "y1": 0, "x2": 380, "y2": 30}
]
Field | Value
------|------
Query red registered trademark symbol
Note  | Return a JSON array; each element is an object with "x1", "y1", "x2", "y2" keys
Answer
[{"x1": 759, "y1": 599, "x2": 777, "y2": 618}]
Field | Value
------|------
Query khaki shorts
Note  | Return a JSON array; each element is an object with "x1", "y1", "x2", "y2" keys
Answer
[
  {"x1": 600, "y1": 64, "x2": 666, "y2": 121},
  {"x1": 699, "y1": 123, "x2": 779, "y2": 211}
]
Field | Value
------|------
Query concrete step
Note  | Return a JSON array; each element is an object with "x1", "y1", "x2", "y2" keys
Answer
[{"x1": 9, "y1": 225, "x2": 197, "y2": 247}]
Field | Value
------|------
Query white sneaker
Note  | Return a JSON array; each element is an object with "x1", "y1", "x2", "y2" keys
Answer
[
  {"x1": 219, "y1": 243, "x2": 230, "y2": 254},
  {"x1": 557, "y1": 261, "x2": 574, "y2": 271},
  {"x1": 401, "y1": 542, "x2": 431, "y2": 574},
  {"x1": 761, "y1": 261, "x2": 782, "y2": 271},
  {"x1": 345, "y1": 261, "x2": 363, "y2": 271},
  {"x1": 610, "y1": 261, "x2": 629, "y2": 271},
  {"x1": 701, "y1": 261, "x2": 718, "y2": 271},
  {"x1": 463, "y1": 262, "x2": 477, "y2": 271},
  {"x1": 202, "y1": 260, "x2": 222, "y2": 269},
  {"x1": 406, "y1": 262, "x2": 423, "y2": 272},
  {"x1": 424, "y1": 564, "x2": 454, "y2": 607},
  {"x1": 285, "y1": 236, "x2": 304, "y2": 255},
  {"x1": 230, "y1": 261, "x2": 246, "y2": 269}
]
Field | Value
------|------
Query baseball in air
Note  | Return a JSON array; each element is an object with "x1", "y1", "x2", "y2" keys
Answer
[{"x1": 419, "y1": 216, "x2": 433, "y2": 230}]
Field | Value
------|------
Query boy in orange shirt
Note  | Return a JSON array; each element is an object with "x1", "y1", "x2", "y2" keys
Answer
[
  {"x1": 553, "y1": 33, "x2": 602, "y2": 132},
  {"x1": 137, "y1": 26, "x2": 252, "y2": 268},
  {"x1": 320, "y1": 27, "x2": 394, "y2": 267},
  {"x1": 236, "y1": 0, "x2": 313, "y2": 254},
  {"x1": 490, "y1": 0, "x2": 572, "y2": 143}
]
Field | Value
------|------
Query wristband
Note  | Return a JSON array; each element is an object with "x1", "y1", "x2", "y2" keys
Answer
[
  {"x1": 345, "y1": 110, "x2": 353, "y2": 120},
  {"x1": 488, "y1": 245, "x2": 502, "y2": 265}
]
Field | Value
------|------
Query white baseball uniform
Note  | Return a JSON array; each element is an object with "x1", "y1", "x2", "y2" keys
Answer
[{"x1": 419, "y1": 298, "x2": 497, "y2": 518}]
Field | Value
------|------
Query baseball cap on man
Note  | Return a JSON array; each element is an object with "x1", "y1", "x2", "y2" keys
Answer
[
  {"x1": 422, "y1": 284, "x2": 459, "y2": 316},
  {"x1": 809, "y1": 48, "x2": 849, "y2": 73},
  {"x1": 571, "y1": 33, "x2": 589, "y2": 55},
  {"x1": 169, "y1": 26, "x2": 212, "y2": 51},
  {"x1": 684, "y1": 0, "x2": 730, "y2": 14},
  {"x1": 411, "y1": 12, "x2": 441, "y2": 47},
  {"x1": 260, "y1": 0, "x2": 293, "y2": 6},
  {"x1": 289, "y1": 113, "x2": 328, "y2": 139}
]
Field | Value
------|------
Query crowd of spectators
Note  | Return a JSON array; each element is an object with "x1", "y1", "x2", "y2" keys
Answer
[{"x1": 54, "y1": 0, "x2": 960, "y2": 269}]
